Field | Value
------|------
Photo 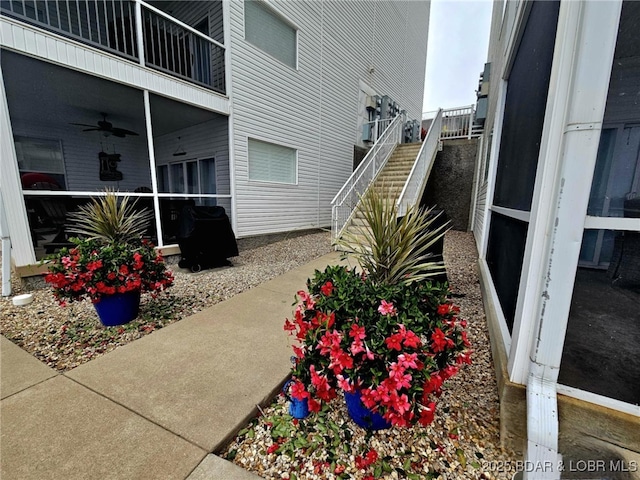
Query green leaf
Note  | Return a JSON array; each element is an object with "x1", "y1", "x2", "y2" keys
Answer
[
  {"x1": 247, "y1": 428, "x2": 255, "y2": 439},
  {"x1": 456, "y1": 448, "x2": 466, "y2": 468}
]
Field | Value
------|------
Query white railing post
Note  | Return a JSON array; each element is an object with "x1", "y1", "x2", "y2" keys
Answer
[{"x1": 134, "y1": 0, "x2": 145, "y2": 67}]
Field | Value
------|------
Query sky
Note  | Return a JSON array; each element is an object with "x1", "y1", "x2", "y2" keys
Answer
[{"x1": 422, "y1": 0, "x2": 493, "y2": 113}]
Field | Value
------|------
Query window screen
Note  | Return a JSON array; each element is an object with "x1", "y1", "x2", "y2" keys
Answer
[
  {"x1": 492, "y1": 0, "x2": 560, "y2": 211},
  {"x1": 244, "y1": 0, "x2": 297, "y2": 68},
  {"x1": 248, "y1": 138, "x2": 297, "y2": 184},
  {"x1": 486, "y1": 212, "x2": 529, "y2": 332}
]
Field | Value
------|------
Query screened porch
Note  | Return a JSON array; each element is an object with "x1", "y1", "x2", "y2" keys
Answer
[{"x1": 2, "y1": 51, "x2": 231, "y2": 260}]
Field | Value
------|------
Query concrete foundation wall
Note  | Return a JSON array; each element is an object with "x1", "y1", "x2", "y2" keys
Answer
[{"x1": 421, "y1": 138, "x2": 479, "y2": 231}]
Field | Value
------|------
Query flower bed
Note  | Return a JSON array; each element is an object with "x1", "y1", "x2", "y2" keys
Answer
[{"x1": 221, "y1": 232, "x2": 518, "y2": 480}]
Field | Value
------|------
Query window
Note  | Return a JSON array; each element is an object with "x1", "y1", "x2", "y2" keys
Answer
[
  {"x1": 15, "y1": 136, "x2": 66, "y2": 189},
  {"x1": 157, "y1": 158, "x2": 216, "y2": 194},
  {"x1": 248, "y1": 138, "x2": 297, "y2": 184},
  {"x1": 244, "y1": 0, "x2": 297, "y2": 68}
]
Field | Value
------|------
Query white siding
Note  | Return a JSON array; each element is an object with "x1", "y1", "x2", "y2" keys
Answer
[
  {"x1": 154, "y1": 117, "x2": 230, "y2": 195},
  {"x1": 229, "y1": 0, "x2": 430, "y2": 237},
  {"x1": 471, "y1": 1, "x2": 513, "y2": 249}
]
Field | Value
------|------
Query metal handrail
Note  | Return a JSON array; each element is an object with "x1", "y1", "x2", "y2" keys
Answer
[
  {"x1": 331, "y1": 114, "x2": 404, "y2": 241},
  {"x1": 397, "y1": 109, "x2": 443, "y2": 217}
]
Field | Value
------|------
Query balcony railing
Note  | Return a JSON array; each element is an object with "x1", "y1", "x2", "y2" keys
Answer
[
  {"x1": 423, "y1": 105, "x2": 483, "y2": 140},
  {"x1": 0, "y1": 0, "x2": 226, "y2": 94}
]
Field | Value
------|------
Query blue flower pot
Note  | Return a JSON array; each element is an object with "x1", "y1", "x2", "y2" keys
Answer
[
  {"x1": 344, "y1": 391, "x2": 391, "y2": 430},
  {"x1": 288, "y1": 397, "x2": 309, "y2": 419},
  {"x1": 94, "y1": 290, "x2": 141, "y2": 327},
  {"x1": 282, "y1": 380, "x2": 309, "y2": 419}
]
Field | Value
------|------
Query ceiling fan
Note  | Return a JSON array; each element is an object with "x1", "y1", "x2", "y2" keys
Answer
[{"x1": 71, "y1": 113, "x2": 139, "y2": 138}]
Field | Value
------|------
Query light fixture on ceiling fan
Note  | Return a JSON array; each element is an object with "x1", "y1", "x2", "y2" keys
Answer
[{"x1": 173, "y1": 136, "x2": 187, "y2": 157}]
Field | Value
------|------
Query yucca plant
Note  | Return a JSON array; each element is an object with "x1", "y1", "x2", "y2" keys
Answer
[
  {"x1": 67, "y1": 190, "x2": 153, "y2": 244},
  {"x1": 44, "y1": 190, "x2": 173, "y2": 307},
  {"x1": 336, "y1": 185, "x2": 449, "y2": 285}
]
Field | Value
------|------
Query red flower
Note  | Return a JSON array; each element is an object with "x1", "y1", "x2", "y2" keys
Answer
[
  {"x1": 349, "y1": 323, "x2": 366, "y2": 340},
  {"x1": 356, "y1": 449, "x2": 379, "y2": 469},
  {"x1": 290, "y1": 381, "x2": 309, "y2": 400},
  {"x1": 431, "y1": 328, "x2": 449, "y2": 353},
  {"x1": 266, "y1": 444, "x2": 279, "y2": 454},
  {"x1": 292, "y1": 345, "x2": 305, "y2": 359},
  {"x1": 307, "y1": 397, "x2": 321, "y2": 412},
  {"x1": 320, "y1": 281, "x2": 334, "y2": 296},
  {"x1": 403, "y1": 329, "x2": 421, "y2": 349},
  {"x1": 119, "y1": 265, "x2": 129, "y2": 275},
  {"x1": 378, "y1": 300, "x2": 397, "y2": 316},
  {"x1": 385, "y1": 333, "x2": 403, "y2": 351},
  {"x1": 418, "y1": 402, "x2": 436, "y2": 426}
]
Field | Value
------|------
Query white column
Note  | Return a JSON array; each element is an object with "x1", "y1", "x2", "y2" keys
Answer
[
  {"x1": 222, "y1": 0, "x2": 237, "y2": 234},
  {"x1": 142, "y1": 90, "x2": 164, "y2": 246},
  {"x1": 0, "y1": 62, "x2": 36, "y2": 267}
]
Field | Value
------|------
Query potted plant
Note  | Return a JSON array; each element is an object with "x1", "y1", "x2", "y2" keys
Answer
[
  {"x1": 283, "y1": 187, "x2": 471, "y2": 428},
  {"x1": 44, "y1": 191, "x2": 174, "y2": 326}
]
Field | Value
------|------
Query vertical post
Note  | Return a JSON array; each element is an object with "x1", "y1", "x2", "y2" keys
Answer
[
  {"x1": 0, "y1": 63, "x2": 35, "y2": 267},
  {"x1": 142, "y1": 90, "x2": 164, "y2": 246},
  {"x1": 134, "y1": 0, "x2": 145, "y2": 66}
]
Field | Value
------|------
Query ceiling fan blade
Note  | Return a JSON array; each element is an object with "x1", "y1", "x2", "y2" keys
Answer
[
  {"x1": 111, "y1": 127, "x2": 139, "y2": 136},
  {"x1": 82, "y1": 128, "x2": 102, "y2": 132},
  {"x1": 112, "y1": 131, "x2": 127, "y2": 138},
  {"x1": 71, "y1": 123, "x2": 98, "y2": 127}
]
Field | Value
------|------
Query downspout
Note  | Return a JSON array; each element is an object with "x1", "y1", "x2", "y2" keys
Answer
[
  {"x1": 0, "y1": 193, "x2": 11, "y2": 296},
  {"x1": 519, "y1": 2, "x2": 623, "y2": 478}
]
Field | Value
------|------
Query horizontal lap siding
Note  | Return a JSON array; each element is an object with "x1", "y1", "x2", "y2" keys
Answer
[
  {"x1": 230, "y1": 0, "x2": 429, "y2": 237},
  {"x1": 474, "y1": 183, "x2": 488, "y2": 248}
]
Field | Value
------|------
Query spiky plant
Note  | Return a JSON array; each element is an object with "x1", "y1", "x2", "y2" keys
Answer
[
  {"x1": 67, "y1": 190, "x2": 153, "y2": 244},
  {"x1": 336, "y1": 185, "x2": 449, "y2": 285}
]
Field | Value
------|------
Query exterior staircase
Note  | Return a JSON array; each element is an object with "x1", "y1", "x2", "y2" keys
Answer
[{"x1": 339, "y1": 142, "x2": 422, "y2": 245}]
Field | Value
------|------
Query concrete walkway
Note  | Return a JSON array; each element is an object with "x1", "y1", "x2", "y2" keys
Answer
[{"x1": 1, "y1": 251, "x2": 343, "y2": 480}]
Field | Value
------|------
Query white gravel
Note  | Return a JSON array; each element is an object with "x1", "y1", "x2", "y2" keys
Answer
[{"x1": 0, "y1": 230, "x2": 332, "y2": 371}]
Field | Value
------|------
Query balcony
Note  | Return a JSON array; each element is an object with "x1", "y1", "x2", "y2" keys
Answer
[{"x1": 0, "y1": 0, "x2": 226, "y2": 95}]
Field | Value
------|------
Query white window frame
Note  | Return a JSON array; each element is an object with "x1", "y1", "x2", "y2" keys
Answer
[
  {"x1": 243, "y1": 0, "x2": 299, "y2": 70},
  {"x1": 247, "y1": 137, "x2": 298, "y2": 186},
  {"x1": 158, "y1": 157, "x2": 217, "y2": 195}
]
